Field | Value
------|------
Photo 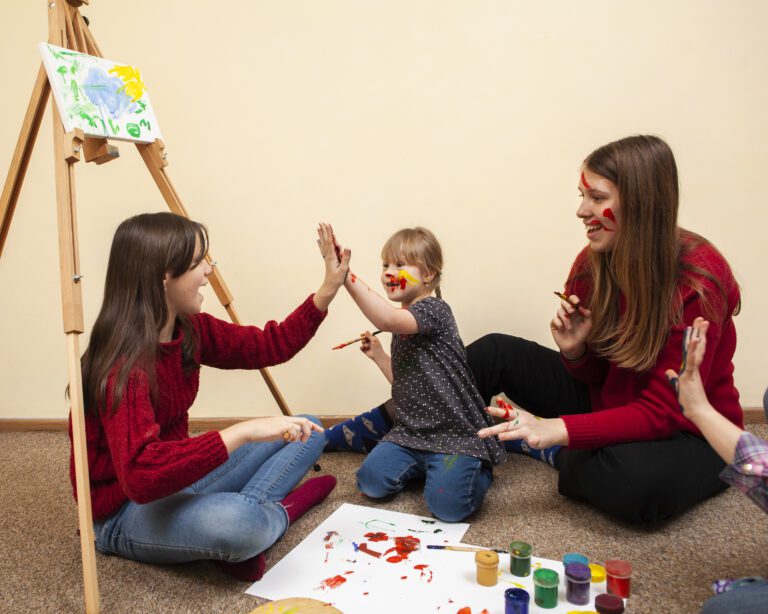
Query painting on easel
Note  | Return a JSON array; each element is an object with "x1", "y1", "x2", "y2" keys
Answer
[{"x1": 39, "y1": 42, "x2": 162, "y2": 144}]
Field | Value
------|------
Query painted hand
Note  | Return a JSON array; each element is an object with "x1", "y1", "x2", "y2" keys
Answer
[
  {"x1": 478, "y1": 404, "x2": 569, "y2": 448},
  {"x1": 550, "y1": 293, "x2": 592, "y2": 360},
  {"x1": 665, "y1": 317, "x2": 711, "y2": 420},
  {"x1": 360, "y1": 330, "x2": 385, "y2": 361}
]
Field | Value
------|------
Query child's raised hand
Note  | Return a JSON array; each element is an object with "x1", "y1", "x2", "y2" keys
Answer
[
  {"x1": 665, "y1": 317, "x2": 711, "y2": 420},
  {"x1": 314, "y1": 223, "x2": 351, "y2": 311},
  {"x1": 360, "y1": 330, "x2": 384, "y2": 361}
]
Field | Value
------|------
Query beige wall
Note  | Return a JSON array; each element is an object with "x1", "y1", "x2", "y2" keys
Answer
[{"x1": 1, "y1": 1, "x2": 766, "y2": 420}]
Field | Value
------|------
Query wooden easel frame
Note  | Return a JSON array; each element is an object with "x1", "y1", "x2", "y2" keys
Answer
[{"x1": 0, "y1": 2, "x2": 293, "y2": 611}]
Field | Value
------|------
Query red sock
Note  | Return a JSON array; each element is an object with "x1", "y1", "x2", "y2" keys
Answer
[
  {"x1": 216, "y1": 552, "x2": 267, "y2": 582},
  {"x1": 281, "y1": 475, "x2": 337, "y2": 525}
]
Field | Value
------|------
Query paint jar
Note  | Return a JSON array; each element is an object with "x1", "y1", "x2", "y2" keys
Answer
[
  {"x1": 562, "y1": 552, "x2": 589, "y2": 567},
  {"x1": 605, "y1": 559, "x2": 632, "y2": 598},
  {"x1": 589, "y1": 563, "x2": 606, "y2": 583},
  {"x1": 564, "y1": 562, "x2": 591, "y2": 605},
  {"x1": 509, "y1": 541, "x2": 532, "y2": 577},
  {"x1": 504, "y1": 587, "x2": 530, "y2": 614},
  {"x1": 594, "y1": 592, "x2": 625, "y2": 614},
  {"x1": 533, "y1": 568, "x2": 559, "y2": 609},
  {"x1": 475, "y1": 550, "x2": 499, "y2": 587}
]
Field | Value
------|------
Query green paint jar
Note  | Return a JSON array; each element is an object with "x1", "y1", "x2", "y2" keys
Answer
[
  {"x1": 509, "y1": 541, "x2": 532, "y2": 577},
  {"x1": 533, "y1": 568, "x2": 559, "y2": 609}
]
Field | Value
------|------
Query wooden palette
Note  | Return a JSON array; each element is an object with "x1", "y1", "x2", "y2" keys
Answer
[{"x1": 249, "y1": 597, "x2": 344, "y2": 613}]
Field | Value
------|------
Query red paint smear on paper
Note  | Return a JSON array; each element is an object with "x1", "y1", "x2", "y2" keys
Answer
[
  {"x1": 324, "y1": 531, "x2": 338, "y2": 542},
  {"x1": 358, "y1": 543, "x2": 382, "y2": 558},
  {"x1": 319, "y1": 575, "x2": 348, "y2": 590},
  {"x1": 457, "y1": 608, "x2": 472, "y2": 614},
  {"x1": 414, "y1": 563, "x2": 433, "y2": 583},
  {"x1": 580, "y1": 171, "x2": 592, "y2": 189},
  {"x1": 401, "y1": 576, "x2": 408, "y2": 580},
  {"x1": 384, "y1": 535, "x2": 421, "y2": 563},
  {"x1": 363, "y1": 592, "x2": 369, "y2": 596},
  {"x1": 364, "y1": 532, "x2": 389, "y2": 542}
]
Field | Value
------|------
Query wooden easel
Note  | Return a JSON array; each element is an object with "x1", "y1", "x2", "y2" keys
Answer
[{"x1": 0, "y1": 1, "x2": 294, "y2": 611}]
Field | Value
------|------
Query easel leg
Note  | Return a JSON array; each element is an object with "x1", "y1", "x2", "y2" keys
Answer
[
  {"x1": 0, "y1": 65, "x2": 50, "y2": 256},
  {"x1": 51, "y1": 59, "x2": 99, "y2": 614}
]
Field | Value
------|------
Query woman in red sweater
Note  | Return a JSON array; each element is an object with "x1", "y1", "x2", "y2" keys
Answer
[
  {"x1": 69, "y1": 213, "x2": 349, "y2": 580},
  {"x1": 329, "y1": 135, "x2": 742, "y2": 525}
]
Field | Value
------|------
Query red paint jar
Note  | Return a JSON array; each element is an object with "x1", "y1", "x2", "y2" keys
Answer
[{"x1": 605, "y1": 559, "x2": 632, "y2": 598}]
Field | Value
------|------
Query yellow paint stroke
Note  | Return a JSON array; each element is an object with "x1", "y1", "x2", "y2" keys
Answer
[
  {"x1": 108, "y1": 65, "x2": 146, "y2": 102},
  {"x1": 497, "y1": 570, "x2": 526, "y2": 589},
  {"x1": 397, "y1": 269, "x2": 419, "y2": 286}
]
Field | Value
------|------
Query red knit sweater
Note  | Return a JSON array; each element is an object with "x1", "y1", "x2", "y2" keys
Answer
[
  {"x1": 560, "y1": 238, "x2": 742, "y2": 449},
  {"x1": 68, "y1": 295, "x2": 326, "y2": 520}
]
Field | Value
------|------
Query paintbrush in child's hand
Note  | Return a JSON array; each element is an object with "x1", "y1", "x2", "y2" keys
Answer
[{"x1": 332, "y1": 330, "x2": 382, "y2": 350}]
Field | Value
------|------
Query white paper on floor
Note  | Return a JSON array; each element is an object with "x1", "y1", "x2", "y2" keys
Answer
[{"x1": 247, "y1": 502, "x2": 619, "y2": 613}]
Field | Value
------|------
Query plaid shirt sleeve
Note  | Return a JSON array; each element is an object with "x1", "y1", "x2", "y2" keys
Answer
[{"x1": 719, "y1": 432, "x2": 768, "y2": 514}]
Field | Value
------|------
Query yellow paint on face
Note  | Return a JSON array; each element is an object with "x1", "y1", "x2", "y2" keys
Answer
[
  {"x1": 108, "y1": 65, "x2": 146, "y2": 102},
  {"x1": 397, "y1": 269, "x2": 419, "y2": 286}
]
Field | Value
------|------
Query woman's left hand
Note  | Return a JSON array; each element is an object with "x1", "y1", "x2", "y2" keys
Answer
[{"x1": 478, "y1": 404, "x2": 569, "y2": 448}]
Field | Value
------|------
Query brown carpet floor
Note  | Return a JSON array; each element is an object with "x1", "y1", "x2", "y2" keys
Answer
[{"x1": 1, "y1": 428, "x2": 766, "y2": 613}]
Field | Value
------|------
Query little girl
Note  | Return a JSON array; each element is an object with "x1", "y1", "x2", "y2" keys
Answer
[
  {"x1": 332, "y1": 227, "x2": 505, "y2": 522},
  {"x1": 70, "y1": 214, "x2": 348, "y2": 581}
]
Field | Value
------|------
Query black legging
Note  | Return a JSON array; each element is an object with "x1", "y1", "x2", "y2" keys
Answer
[{"x1": 466, "y1": 333, "x2": 728, "y2": 526}]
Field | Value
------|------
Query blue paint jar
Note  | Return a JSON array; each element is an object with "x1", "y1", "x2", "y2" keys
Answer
[
  {"x1": 504, "y1": 587, "x2": 530, "y2": 614},
  {"x1": 562, "y1": 552, "x2": 589, "y2": 567}
]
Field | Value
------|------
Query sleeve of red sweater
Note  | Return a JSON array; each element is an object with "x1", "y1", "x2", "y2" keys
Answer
[
  {"x1": 194, "y1": 294, "x2": 327, "y2": 369},
  {"x1": 560, "y1": 243, "x2": 741, "y2": 449},
  {"x1": 100, "y1": 371, "x2": 229, "y2": 504}
]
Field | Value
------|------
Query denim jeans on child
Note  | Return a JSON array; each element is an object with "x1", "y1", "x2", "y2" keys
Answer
[
  {"x1": 356, "y1": 441, "x2": 493, "y2": 522},
  {"x1": 93, "y1": 415, "x2": 324, "y2": 564}
]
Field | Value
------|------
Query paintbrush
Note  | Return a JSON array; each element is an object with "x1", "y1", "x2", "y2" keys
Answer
[
  {"x1": 427, "y1": 545, "x2": 507, "y2": 555},
  {"x1": 332, "y1": 330, "x2": 382, "y2": 350}
]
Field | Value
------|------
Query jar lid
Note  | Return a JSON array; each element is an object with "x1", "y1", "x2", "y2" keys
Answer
[
  {"x1": 594, "y1": 592, "x2": 625, "y2": 614},
  {"x1": 475, "y1": 550, "x2": 499, "y2": 566},
  {"x1": 533, "y1": 568, "x2": 559, "y2": 588},
  {"x1": 605, "y1": 559, "x2": 633, "y2": 578},
  {"x1": 563, "y1": 552, "x2": 589, "y2": 566},
  {"x1": 565, "y1": 562, "x2": 591, "y2": 582},
  {"x1": 504, "y1": 588, "x2": 530, "y2": 603},
  {"x1": 589, "y1": 563, "x2": 607, "y2": 583},
  {"x1": 509, "y1": 541, "x2": 532, "y2": 557}
]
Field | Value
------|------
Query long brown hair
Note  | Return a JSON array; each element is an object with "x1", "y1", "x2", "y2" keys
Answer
[
  {"x1": 381, "y1": 227, "x2": 444, "y2": 298},
  {"x1": 579, "y1": 135, "x2": 735, "y2": 372},
  {"x1": 80, "y1": 212, "x2": 208, "y2": 415}
]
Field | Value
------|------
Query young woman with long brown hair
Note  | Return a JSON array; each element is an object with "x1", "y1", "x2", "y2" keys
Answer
[
  {"x1": 328, "y1": 135, "x2": 742, "y2": 526},
  {"x1": 69, "y1": 213, "x2": 349, "y2": 580}
]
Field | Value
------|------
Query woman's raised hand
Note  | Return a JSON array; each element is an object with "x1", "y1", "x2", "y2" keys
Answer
[
  {"x1": 314, "y1": 223, "x2": 351, "y2": 311},
  {"x1": 550, "y1": 294, "x2": 592, "y2": 360}
]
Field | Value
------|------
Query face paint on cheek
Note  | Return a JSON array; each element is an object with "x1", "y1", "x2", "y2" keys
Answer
[
  {"x1": 580, "y1": 172, "x2": 592, "y2": 190},
  {"x1": 397, "y1": 269, "x2": 419, "y2": 288},
  {"x1": 602, "y1": 207, "x2": 616, "y2": 231}
]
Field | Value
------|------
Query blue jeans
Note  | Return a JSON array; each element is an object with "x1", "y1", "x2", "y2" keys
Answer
[
  {"x1": 701, "y1": 578, "x2": 768, "y2": 614},
  {"x1": 94, "y1": 415, "x2": 324, "y2": 564},
  {"x1": 356, "y1": 441, "x2": 493, "y2": 522}
]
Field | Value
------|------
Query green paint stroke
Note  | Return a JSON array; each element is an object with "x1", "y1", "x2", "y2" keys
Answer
[
  {"x1": 443, "y1": 454, "x2": 458, "y2": 470},
  {"x1": 134, "y1": 100, "x2": 146, "y2": 114},
  {"x1": 126, "y1": 123, "x2": 140, "y2": 138},
  {"x1": 56, "y1": 65, "x2": 67, "y2": 82},
  {"x1": 139, "y1": 119, "x2": 151, "y2": 131},
  {"x1": 78, "y1": 111, "x2": 98, "y2": 129},
  {"x1": 108, "y1": 118, "x2": 119, "y2": 135},
  {"x1": 70, "y1": 80, "x2": 79, "y2": 102},
  {"x1": 71, "y1": 60, "x2": 80, "y2": 74}
]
